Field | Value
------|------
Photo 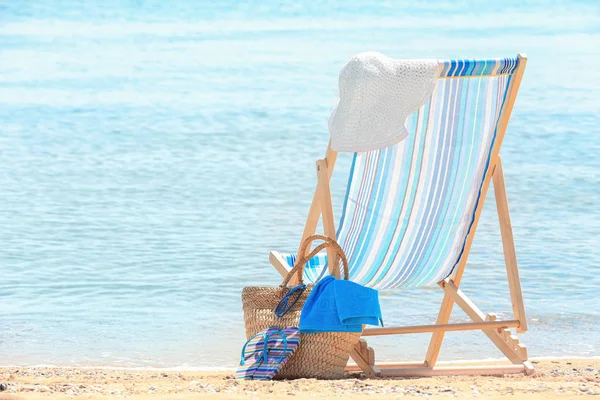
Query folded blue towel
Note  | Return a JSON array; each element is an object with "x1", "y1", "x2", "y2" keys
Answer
[{"x1": 299, "y1": 275, "x2": 383, "y2": 333}]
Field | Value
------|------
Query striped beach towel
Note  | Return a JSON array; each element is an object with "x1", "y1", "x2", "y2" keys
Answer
[{"x1": 236, "y1": 327, "x2": 301, "y2": 380}]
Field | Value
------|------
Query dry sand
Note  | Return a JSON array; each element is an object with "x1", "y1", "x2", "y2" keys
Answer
[{"x1": 0, "y1": 359, "x2": 598, "y2": 399}]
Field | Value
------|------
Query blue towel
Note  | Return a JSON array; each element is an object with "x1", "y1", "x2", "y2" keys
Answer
[{"x1": 299, "y1": 275, "x2": 383, "y2": 333}]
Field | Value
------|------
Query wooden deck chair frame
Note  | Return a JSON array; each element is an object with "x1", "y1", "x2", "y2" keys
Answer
[{"x1": 270, "y1": 54, "x2": 533, "y2": 377}]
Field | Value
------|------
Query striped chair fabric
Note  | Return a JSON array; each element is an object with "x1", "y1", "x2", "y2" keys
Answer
[{"x1": 282, "y1": 57, "x2": 520, "y2": 289}]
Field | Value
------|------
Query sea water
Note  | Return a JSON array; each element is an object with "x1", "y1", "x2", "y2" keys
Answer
[{"x1": 1, "y1": 1, "x2": 599, "y2": 368}]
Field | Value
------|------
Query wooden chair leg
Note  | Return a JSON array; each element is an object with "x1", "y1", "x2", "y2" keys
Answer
[
  {"x1": 270, "y1": 145, "x2": 338, "y2": 285},
  {"x1": 316, "y1": 158, "x2": 339, "y2": 278},
  {"x1": 296, "y1": 145, "x2": 337, "y2": 263},
  {"x1": 493, "y1": 157, "x2": 528, "y2": 333},
  {"x1": 425, "y1": 293, "x2": 455, "y2": 366}
]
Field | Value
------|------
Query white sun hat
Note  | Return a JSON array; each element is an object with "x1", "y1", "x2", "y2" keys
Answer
[{"x1": 329, "y1": 52, "x2": 439, "y2": 153}]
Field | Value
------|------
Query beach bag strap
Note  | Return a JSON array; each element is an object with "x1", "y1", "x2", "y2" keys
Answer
[{"x1": 280, "y1": 234, "x2": 349, "y2": 288}]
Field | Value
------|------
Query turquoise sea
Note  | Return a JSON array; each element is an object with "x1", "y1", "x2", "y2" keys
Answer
[{"x1": 1, "y1": 1, "x2": 599, "y2": 368}]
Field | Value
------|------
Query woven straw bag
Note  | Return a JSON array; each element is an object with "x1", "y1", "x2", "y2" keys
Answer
[{"x1": 242, "y1": 234, "x2": 362, "y2": 379}]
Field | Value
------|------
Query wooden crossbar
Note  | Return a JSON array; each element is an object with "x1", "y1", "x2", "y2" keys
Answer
[
  {"x1": 377, "y1": 364, "x2": 527, "y2": 377},
  {"x1": 362, "y1": 320, "x2": 520, "y2": 336},
  {"x1": 346, "y1": 362, "x2": 427, "y2": 372},
  {"x1": 346, "y1": 364, "x2": 527, "y2": 377}
]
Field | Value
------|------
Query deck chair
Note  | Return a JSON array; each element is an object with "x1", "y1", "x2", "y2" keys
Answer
[{"x1": 270, "y1": 54, "x2": 532, "y2": 377}]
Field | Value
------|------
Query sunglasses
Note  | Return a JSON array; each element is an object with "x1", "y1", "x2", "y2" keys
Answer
[{"x1": 274, "y1": 283, "x2": 306, "y2": 318}]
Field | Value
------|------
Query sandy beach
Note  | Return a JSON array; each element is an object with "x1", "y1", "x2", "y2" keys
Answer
[{"x1": 0, "y1": 359, "x2": 598, "y2": 399}]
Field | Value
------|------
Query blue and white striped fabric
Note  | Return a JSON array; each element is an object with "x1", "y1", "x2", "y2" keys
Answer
[
  {"x1": 281, "y1": 57, "x2": 520, "y2": 289},
  {"x1": 282, "y1": 252, "x2": 329, "y2": 283},
  {"x1": 236, "y1": 327, "x2": 301, "y2": 380}
]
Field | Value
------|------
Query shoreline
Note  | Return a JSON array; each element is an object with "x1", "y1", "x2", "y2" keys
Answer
[
  {"x1": 2, "y1": 356, "x2": 598, "y2": 371},
  {"x1": 1, "y1": 358, "x2": 598, "y2": 399}
]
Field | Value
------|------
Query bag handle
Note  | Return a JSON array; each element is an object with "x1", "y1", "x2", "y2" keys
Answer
[{"x1": 279, "y1": 234, "x2": 349, "y2": 288}]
